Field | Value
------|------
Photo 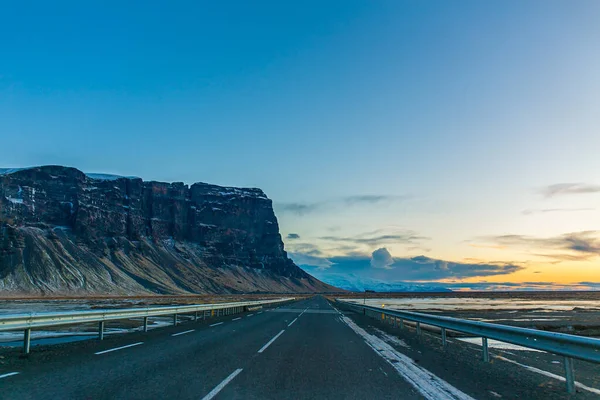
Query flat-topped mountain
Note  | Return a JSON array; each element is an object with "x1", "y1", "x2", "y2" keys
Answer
[{"x1": 0, "y1": 166, "x2": 335, "y2": 295}]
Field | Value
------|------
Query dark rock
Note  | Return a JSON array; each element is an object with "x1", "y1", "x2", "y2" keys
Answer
[{"x1": 0, "y1": 166, "x2": 335, "y2": 295}]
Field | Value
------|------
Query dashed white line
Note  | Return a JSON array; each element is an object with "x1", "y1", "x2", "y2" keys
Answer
[
  {"x1": 257, "y1": 311, "x2": 263, "y2": 314},
  {"x1": 0, "y1": 372, "x2": 19, "y2": 379},
  {"x1": 171, "y1": 329, "x2": 195, "y2": 337},
  {"x1": 95, "y1": 342, "x2": 143, "y2": 355},
  {"x1": 288, "y1": 318, "x2": 298, "y2": 327},
  {"x1": 209, "y1": 322, "x2": 224, "y2": 327},
  {"x1": 258, "y1": 330, "x2": 285, "y2": 353},
  {"x1": 201, "y1": 368, "x2": 243, "y2": 400},
  {"x1": 246, "y1": 314, "x2": 254, "y2": 317},
  {"x1": 232, "y1": 317, "x2": 241, "y2": 321}
]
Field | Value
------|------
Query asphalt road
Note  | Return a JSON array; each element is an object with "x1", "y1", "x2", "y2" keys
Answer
[{"x1": 1, "y1": 296, "x2": 599, "y2": 399}]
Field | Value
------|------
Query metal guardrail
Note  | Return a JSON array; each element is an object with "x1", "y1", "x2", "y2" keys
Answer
[
  {"x1": 336, "y1": 300, "x2": 600, "y2": 394},
  {"x1": 0, "y1": 297, "x2": 295, "y2": 354}
]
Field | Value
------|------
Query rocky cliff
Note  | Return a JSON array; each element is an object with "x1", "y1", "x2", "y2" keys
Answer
[{"x1": 0, "y1": 166, "x2": 334, "y2": 295}]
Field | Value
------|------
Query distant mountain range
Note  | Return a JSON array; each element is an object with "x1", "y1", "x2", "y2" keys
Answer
[
  {"x1": 0, "y1": 166, "x2": 336, "y2": 295},
  {"x1": 299, "y1": 270, "x2": 452, "y2": 293}
]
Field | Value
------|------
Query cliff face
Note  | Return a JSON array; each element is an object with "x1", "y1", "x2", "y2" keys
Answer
[{"x1": 0, "y1": 166, "x2": 333, "y2": 295}]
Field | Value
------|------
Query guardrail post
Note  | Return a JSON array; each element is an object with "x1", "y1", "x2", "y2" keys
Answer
[
  {"x1": 416, "y1": 322, "x2": 421, "y2": 337},
  {"x1": 98, "y1": 321, "x2": 105, "y2": 340},
  {"x1": 394, "y1": 317, "x2": 397, "y2": 328},
  {"x1": 173, "y1": 314, "x2": 178, "y2": 326},
  {"x1": 195, "y1": 311, "x2": 198, "y2": 321},
  {"x1": 564, "y1": 357, "x2": 575, "y2": 394},
  {"x1": 399, "y1": 319, "x2": 404, "y2": 329},
  {"x1": 482, "y1": 337, "x2": 489, "y2": 362},
  {"x1": 143, "y1": 317, "x2": 149, "y2": 332},
  {"x1": 441, "y1": 328, "x2": 447, "y2": 350},
  {"x1": 23, "y1": 328, "x2": 31, "y2": 354},
  {"x1": 203, "y1": 311, "x2": 207, "y2": 320}
]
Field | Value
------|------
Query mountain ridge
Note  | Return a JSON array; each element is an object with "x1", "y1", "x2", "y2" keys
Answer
[{"x1": 0, "y1": 165, "x2": 336, "y2": 295}]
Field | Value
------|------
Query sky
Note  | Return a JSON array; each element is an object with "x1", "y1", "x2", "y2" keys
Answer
[{"x1": 2, "y1": 1, "x2": 600, "y2": 290}]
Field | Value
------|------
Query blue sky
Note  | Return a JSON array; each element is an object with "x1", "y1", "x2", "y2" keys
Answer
[{"x1": 2, "y1": 1, "x2": 600, "y2": 289}]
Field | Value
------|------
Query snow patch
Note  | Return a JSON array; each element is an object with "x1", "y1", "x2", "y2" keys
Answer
[
  {"x1": 373, "y1": 328, "x2": 410, "y2": 349},
  {"x1": 457, "y1": 337, "x2": 543, "y2": 352}
]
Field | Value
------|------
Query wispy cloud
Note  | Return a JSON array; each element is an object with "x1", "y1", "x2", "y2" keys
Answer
[
  {"x1": 275, "y1": 194, "x2": 409, "y2": 216},
  {"x1": 539, "y1": 183, "x2": 600, "y2": 198},
  {"x1": 477, "y1": 231, "x2": 600, "y2": 262},
  {"x1": 522, "y1": 208, "x2": 595, "y2": 215},
  {"x1": 276, "y1": 202, "x2": 321, "y2": 216},
  {"x1": 286, "y1": 233, "x2": 300, "y2": 240},
  {"x1": 319, "y1": 230, "x2": 428, "y2": 246},
  {"x1": 343, "y1": 195, "x2": 410, "y2": 205}
]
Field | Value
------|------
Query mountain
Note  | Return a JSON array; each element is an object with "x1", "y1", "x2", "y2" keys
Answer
[
  {"x1": 299, "y1": 270, "x2": 452, "y2": 293},
  {"x1": 0, "y1": 166, "x2": 336, "y2": 295}
]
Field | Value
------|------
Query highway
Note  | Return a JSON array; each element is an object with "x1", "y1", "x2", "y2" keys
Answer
[{"x1": 1, "y1": 296, "x2": 599, "y2": 399}]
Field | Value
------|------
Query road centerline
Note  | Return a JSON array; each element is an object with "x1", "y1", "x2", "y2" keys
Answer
[
  {"x1": 201, "y1": 368, "x2": 243, "y2": 400},
  {"x1": 0, "y1": 372, "x2": 20, "y2": 379},
  {"x1": 232, "y1": 317, "x2": 241, "y2": 321},
  {"x1": 288, "y1": 318, "x2": 298, "y2": 327},
  {"x1": 171, "y1": 329, "x2": 195, "y2": 337},
  {"x1": 209, "y1": 322, "x2": 224, "y2": 327},
  {"x1": 258, "y1": 329, "x2": 285, "y2": 353},
  {"x1": 95, "y1": 342, "x2": 143, "y2": 355}
]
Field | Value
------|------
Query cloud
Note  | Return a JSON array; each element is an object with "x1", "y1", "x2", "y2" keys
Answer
[
  {"x1": 343, "y1": 195, "x2": 409, "y2": 205},
  {"x1": 288, "y1": 252, "x2": 332, "y2": 270},
  {"x1": 522, "y1": 208, "x2": 595, "y2": 215},
  {"x1": 291, "y1": 251, "x2": 524, "y2": 281},
  {"x1": 370, "y1": 248, "x2": 394, "y2": 269},
  {"x1": 539, "y1": 183, "x2": 600, "y2": 198},
  {"x1": 276, "y1": 202, "x2": 321, "y2": 216},
  {"x1": 481, "y1": 231, "x2": 600, "y2": 258},
  {"x1": 275, "y1": 194, "x2": 409, "y2": 216},
  {"x1": 475, "y1": 231, "x2": 600, "y2": 263},
  {"x1": 286, "y1": 242, "x2": 323, "y2": 256},
  {"x1": 286, "y1": 233, "x2": 300, "y2": 240},
  {"x1": 319, "y1": 230, "x2": 428, "y2": 246}
]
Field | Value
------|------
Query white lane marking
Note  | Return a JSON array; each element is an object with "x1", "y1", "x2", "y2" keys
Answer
[
  {"x1": 246, "y1": 314, "x2": 254, "y2": 317},
  {"x1": 495, "y1": 355, "x2": 600, "y2": 395},
  {"x1": 95, "y1": 342, "x2": 143, "y2": 355},
  {"x1": 258, "y1": 330, "x2": 285, "y2": 353},
  {"x1": 201, "y1": 368, "x2": 243, "y2": 400},
  {"x1": 210, "y1": 322, "x2": 224, "y2": 327},
  {"x1": 340, "y1": 316, "x2": 474, "y2": 400},
  {"x1": 257, "y1": 311, "x2": 263, "y2": 314},
  {"x1": 232, "y1": 317, "x2": 241, "y2": 321},
  {"x1": 0, "y1": 372, "x2": 19, "y2": 379},
  {"x1": 288, "y1": 318, "x2": 298, "y2": 327},
  {"x1": 171, "y1": 329, "x2": 195, "y2": 337}
]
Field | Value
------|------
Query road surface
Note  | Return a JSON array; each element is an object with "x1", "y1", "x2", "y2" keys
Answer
[{"x1": 1, "y1": 296, "x2": 599, "y2": 399}]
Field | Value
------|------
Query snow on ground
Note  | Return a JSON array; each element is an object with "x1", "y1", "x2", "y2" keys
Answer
[
  {"x1": 373, "y1": 328, "x2": 411, "y2": 349},
  {"x1": 456, "y1": 337, "x2": 543, "y2": 352}
]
